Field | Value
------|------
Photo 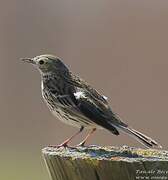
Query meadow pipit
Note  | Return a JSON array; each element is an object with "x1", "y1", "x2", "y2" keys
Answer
[{"x1": 22, "y1": 54, "x2": 162, "y2": 148}]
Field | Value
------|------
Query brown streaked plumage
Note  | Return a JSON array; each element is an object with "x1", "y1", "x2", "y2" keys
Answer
[{"x1": 22, "y1": 54, "x2": 162, "y2": 148}]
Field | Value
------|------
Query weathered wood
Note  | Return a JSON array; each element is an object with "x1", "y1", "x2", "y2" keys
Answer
[{"x1": 42, "y1": 146, "x2": 168, "y2": 180}]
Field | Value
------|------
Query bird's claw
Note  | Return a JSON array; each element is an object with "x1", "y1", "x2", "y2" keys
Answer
[{"x1": 48, "y1": 143, "x2": 68, "y2": 149}]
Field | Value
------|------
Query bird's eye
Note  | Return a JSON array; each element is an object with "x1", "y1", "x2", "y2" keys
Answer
[{"x1": 39, "y1": 60, "x2": 44, "y2": 65}]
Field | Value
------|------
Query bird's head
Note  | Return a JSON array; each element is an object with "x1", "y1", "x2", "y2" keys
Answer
[{"x1": 22, "y1": 54, "x2": 69, "y2": 74}]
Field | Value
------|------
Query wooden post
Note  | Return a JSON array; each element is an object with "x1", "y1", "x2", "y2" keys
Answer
[{"x1": 42, "y1": 146, "x2": 168, "y2": 180}]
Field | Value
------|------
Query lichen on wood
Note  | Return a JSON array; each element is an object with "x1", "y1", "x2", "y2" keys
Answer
[{"x1": 42, "y1": 145, "x2": 168, "y2": 180}]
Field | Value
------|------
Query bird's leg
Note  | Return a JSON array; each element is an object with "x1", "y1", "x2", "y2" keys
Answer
[
  {"x1": 77, "y1": 128, "x2": 96, "y2": 147},
  {"x1": 49, "y1": 126, "x2": 84, "y2": 148}
]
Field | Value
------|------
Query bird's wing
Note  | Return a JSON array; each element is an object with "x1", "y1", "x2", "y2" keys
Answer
[
  {"x1": 69, "y1": 73, "x2": 110, "y2": 105},
  {"x1": 63, "y1": 74, "x2": 128, "y2": 134},
  {"x1": 72, "y1": 88, "x2": 122, "y2": 135}
]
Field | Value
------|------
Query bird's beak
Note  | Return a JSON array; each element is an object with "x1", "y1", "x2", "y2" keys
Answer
[{"x1": 21, "y1": 58, "x2": 35, "y2": 64}]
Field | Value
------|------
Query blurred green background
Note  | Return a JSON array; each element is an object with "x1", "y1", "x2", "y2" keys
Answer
[{"x1": 0, "y1": 0, "x2": 168, "y2": 179}]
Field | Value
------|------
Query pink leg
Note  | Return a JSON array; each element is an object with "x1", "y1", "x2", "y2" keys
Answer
[
  {"x1": 49, "y1": 126, "x2": 84, "y2": 148},
  {"x1": 77, "y1": 128, "x2": 96, "y2": 146}
]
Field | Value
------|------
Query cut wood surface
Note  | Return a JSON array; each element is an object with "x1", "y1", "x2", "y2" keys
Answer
[{"x1": 42, "y1": 145, "x2": 168, "y2": 180}]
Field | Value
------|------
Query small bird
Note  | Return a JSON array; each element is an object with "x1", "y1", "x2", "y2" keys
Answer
[{"x1": 22, "y1": 54, "x2": 162, "y2": 148}]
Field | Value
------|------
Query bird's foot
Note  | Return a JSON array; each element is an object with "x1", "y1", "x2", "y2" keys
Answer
[
  {"x1": 76, "y1": 141, "x2": 86, "y2": 147},
  {"x1": 48, "y1": 141, "x2": 70, "y2": 148},
  {"x1": 48, "y1": 144, "x2": 67, "y2": 149}
]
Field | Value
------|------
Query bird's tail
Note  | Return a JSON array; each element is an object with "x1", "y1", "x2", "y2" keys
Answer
[{"x1": 116, "y1": 125, "x2": 162, "y2": 148}]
